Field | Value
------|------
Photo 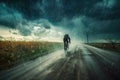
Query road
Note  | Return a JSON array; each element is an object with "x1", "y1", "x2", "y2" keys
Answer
[{"x1": 0, "y1": 44, "x2": 120, "y2": 80}]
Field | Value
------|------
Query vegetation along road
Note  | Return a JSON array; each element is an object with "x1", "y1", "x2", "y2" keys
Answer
[{"x1": 0, "y1": 44, "x2": 120, "y2": 80}]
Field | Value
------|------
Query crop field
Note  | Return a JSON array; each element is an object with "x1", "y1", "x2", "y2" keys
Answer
[
  {"x1": 0, "y1": 41, "x2": 62, "y2": 70},
  {"x1": 87, "y1": 43, "x2": 120, "y2": 52}
]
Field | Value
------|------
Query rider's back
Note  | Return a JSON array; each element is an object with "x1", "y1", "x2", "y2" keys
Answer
[{"x1": 63, "y1": 34, "x2": 70, "y2": 43}]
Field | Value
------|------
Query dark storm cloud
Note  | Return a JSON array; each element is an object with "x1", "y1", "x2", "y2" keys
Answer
[
  {"x1": 0, "y1": 3, "x2": 32, "y2": 36},
  {"x1": 79, "y1": 17, "x2": 120, "y2": 41},
  {"x1": 34, "y1": 19, "x2": 51, "y2": 29},
  {"x1": 0, "y1": 3, "x2": 23, "y2": 28},
  {"x1": 81, "y1": 17, "x2": 120, "y2": 34},
  {"x1": 0, "y1": 0, "x2": 120, "y2": 41},
  {"x1": 36, "y1": 0, "x2": 120, "y2": 21},
  {"x1": 1, "y1": 0, "x2": 120, "y2": 22},
  {"x1": 0, "y1": 0, "x2": 43, "y2": 20},
  {"x1": 91, "y1": 20, "x2": 120, "y2": 34}
]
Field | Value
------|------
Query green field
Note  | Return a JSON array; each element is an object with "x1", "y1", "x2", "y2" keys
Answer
[{"x1": 0, "y1": 41, "x2": 63, "y2": 70}]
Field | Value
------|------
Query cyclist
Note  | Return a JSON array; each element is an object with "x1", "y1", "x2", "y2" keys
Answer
[{"x1": 63, "y1": 34, "x2": 71, "y2": 51}]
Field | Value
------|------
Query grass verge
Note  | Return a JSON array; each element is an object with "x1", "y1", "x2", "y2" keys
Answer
[{"x1": 0, "y1": 41, "x2": 63, "y2": 70}]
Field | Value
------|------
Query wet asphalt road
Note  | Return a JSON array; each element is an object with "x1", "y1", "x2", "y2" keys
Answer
[{"x1": 0, "y1": 44, "x2": 120, "y2": 80}]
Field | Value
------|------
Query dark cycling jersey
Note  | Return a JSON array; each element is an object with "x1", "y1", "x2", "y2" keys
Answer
[{"x1": 63, "y1": 34, "x2": 71, "y2": 50}]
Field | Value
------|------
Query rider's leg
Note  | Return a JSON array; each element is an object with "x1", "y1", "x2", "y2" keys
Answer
[{"x1": 64, "y1": 42, "x2": 67, "y2": 56}]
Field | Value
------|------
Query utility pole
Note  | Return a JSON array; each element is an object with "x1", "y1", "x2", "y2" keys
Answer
[
  {"x1": 86, "y1": 32, "x2": 89, "y2": 43},
  {"x1": 81, "y1": 20, "x2": 90, "y2": 43}
]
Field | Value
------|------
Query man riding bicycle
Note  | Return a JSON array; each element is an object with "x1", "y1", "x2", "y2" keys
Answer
[{"x1": 63, "y1": 34, "x2": 71, "y2": 51}]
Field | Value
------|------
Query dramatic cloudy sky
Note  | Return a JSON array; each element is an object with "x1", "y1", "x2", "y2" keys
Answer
[{"x1": 0, "y1": 0, "x2": 120, "y2": 42}]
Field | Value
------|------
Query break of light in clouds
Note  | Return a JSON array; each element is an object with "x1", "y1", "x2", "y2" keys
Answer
[{"x1": 0, "y1": 0, "x2": 120, "y2": 42}]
